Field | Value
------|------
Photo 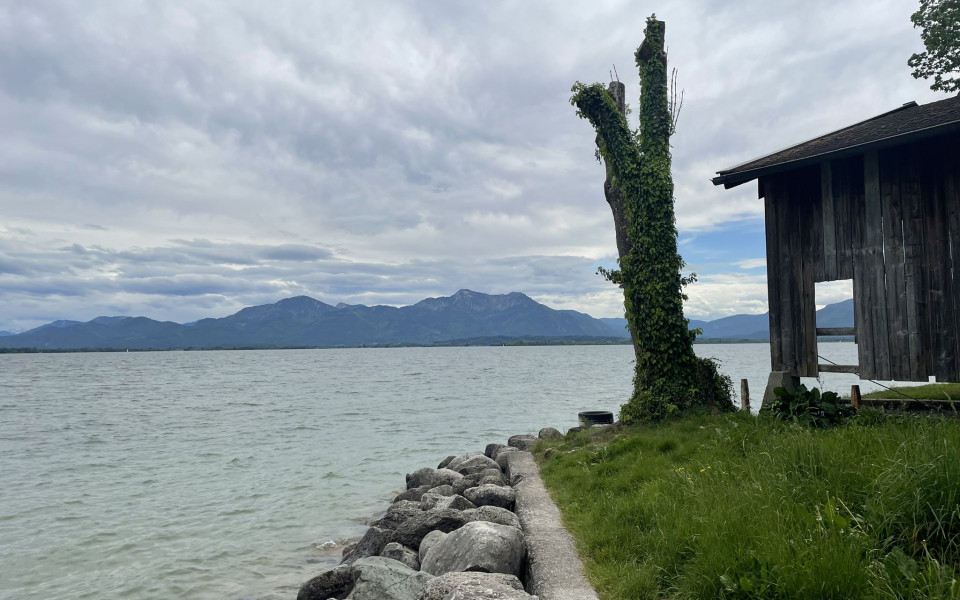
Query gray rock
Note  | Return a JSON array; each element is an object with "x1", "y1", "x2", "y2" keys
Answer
[
  {"x1": 446, "y1": 453, "x2": 500, "y2": 475},
  {"x1": 351, "y1": 556, "x2": 434, "y2": 600},
  {"x1": 419, "y1": 492, "x2": 444, "y2": 511},
  {"x1": 471, "y1": 505, "x2": 521, "y2": 530},
  {"x1": 418, "y1": 529, "x2": 448, "y2": 562},
  {"x1": 492, "y1": 445, "x2": 519, "y2": 460},
  {"x1": 373, "y1": 500, "x2": 422, "y2": 530},
  {"x1": 433, "y1": 468, "x2": 465, "y2": 486},
  {"x1": 495, "y1": 449, "x2": 519, "y2": 471},
  {"x1": 478, "y1": 474, "x2": 506, "y2": 487},
  {"x1": 452, "y1": 473, "x2": 482, "y2": 496},
  {"x1": 507, "y1": 434, "x2": 537, "y2": 451},
  {"x1": 341, "y1": 526, "x2": 394, "y2": 565},
  {"x1": 394, "y1": 485, "x2": 432, "y2": 503},
  {"x1": 422, "y1": 493, "x2": 476, "y2": 512},
  {"x1": 566, "y1": 426, "x2": 584, "y2": 435},
  {"x1": 437, "y1": 455, "x2": 456, "y2": 469},
  {"x1": 420, "y1": 521, "x2": 527, "y2": 578},
  {"x1": 407, "y1": 467, "x2": 438, "y2": 490},
  {"x1": 427, "y1": 484, "x2": 454, "y2": 496},
  {"x1": 538, "y1": 427, "x2": 562, "y2": 440},
  {"x1": 484, "y1": 443, "x2": 505, "y2": 458},
  {"x1": 392, "y1": 508, "x2": 471, "y2": 548},
  {"x1": 463, "y1": 484, "x2": 516, "y2": 510},
  {"x1": 381, "y1": 542, "x2": 421, "y2": 571},
  {"x1": 342, "y1": 542, "x2": 357, "y2": 559},
  {"x1": 297, "y1": 564, "x2": 354, "y2": 600},
  {"x1": 417, "y1": 572, "x2": 529, "y2": 600}
]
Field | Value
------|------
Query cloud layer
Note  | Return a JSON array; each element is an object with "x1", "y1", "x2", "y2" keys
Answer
[{"x1": 0, "y1": 1, "x2": 947, "y2": 331}]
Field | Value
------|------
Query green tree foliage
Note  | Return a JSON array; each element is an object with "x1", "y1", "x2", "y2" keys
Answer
[
  {"x1": 908, "y1": 0, "x2": 960, "y2": 93},
  {"x1": 571, "y1": 16, "x2": 733, "y2": 421}
]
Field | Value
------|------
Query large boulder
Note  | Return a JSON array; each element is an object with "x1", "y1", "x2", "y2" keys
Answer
[
  {"x1": 394, "y1": 485, "x2": 432, "y2": 503},
  {"x1": 297, "y1": 564, "x2": 353, "y2": 600},
  {"x1": 392, "y1": 508, "x2": 471, "y2": 548},
  {"x1": 418, "y1": 529, "x2": 448, "y2": 562},
  {"x1": 495, "y1": 448, "x2": 519, "y2": 471},
  {"x1": 417, "y1": 572, "x2": 531, "y2": 600},
  {"x1": 420, "y1": 521, "x2": 526, "y2": 578},
  {"x1": 341, "y1": 526, "x2": 393, "y2": 565},
  {"x1": 452, "y1": 473, "x2": 482, "y2": 496},
  {"x1": 471, "y1": 505, "x2": 521, "y2": 530},
  {"x1": 381, "y1": 541, "x2": 421, "y2": 571},
  {"x1": 507, "y1": 434, "x2": 537, "y2": 451},
  {"x1": 421, "y1": 493, "x2": 476, "y2": 512},
  {"x1": 351, "y1": 556, "x2": 434, "y2": 600},
  {"x1": 437, "y1": 455, "x2": 456, "y2": 469},
  {"x1": 484, "y1": 443, "x2": 505, "y2": 459},
  {"x1": 427, "y1": 484, "x2": 454, "y2": 497},
  {"x1": 406, "y1": 467, "x2": 465, "y2": 490},
  {"x1": 463, "y1": 484, "x2": 516, "y2": 510},
  {"x1": 446, "y1": 453, "x2": 500, "y2": 475},
  {"x1": 538, "y1": 427, "x2": 563, "y2": 440},
  {"x1": 373, "y1": 500, "x2": 422, "y2": 530}
]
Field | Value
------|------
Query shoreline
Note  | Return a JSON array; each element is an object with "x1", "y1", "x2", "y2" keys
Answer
[{"x1": 297, "y1": 428, "x2": 602, "y2": 600}]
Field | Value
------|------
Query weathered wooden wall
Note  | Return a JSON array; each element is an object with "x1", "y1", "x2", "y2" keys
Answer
[{"x1": 761, "y1": 131, "x2": 960, "y2": 382}]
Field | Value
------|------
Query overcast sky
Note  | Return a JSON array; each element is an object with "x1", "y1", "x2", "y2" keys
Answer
[{"x1": 0, "y1": 0, "x2": 950, "y2": 332}]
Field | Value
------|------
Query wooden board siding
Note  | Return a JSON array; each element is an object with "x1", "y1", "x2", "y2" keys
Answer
[
  {"x1": 762, "y1": 177, "x2": 784, "y2": 372},
  {"x1": 947, "y1": 134, "x2": 960, "y2": 382},
  {"x1": 761, "y1": 133, "x2": 959, "y2": 382},
  {"x1": 763, "y1": 168, "x2": 819, "y2": 377}
]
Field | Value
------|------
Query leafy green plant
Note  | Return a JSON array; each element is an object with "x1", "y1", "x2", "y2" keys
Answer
[{"x1": 760, "y1": 384, "x2": 856, "y2": 428}]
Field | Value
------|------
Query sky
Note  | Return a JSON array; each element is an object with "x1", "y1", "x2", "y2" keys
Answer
[{"x1": 0, "y1": 1, "x2": 950, "y2": 332}]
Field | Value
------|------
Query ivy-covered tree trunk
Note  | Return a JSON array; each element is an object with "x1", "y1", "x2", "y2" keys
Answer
[{"x1": 572, "y1": 16, "x2": 703, "y2": 421}]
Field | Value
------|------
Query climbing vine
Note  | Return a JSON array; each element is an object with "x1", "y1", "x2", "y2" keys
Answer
[{"x1": 572, "y1": 16, "x2": 732, "y2": 421}]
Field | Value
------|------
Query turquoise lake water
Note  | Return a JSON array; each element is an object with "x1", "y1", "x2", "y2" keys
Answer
[{"x1": 1, "y1": 343, "x2": 885, "y2": 599}]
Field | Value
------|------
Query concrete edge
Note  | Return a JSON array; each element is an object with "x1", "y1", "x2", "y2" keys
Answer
[{"x1": 506, "y1": 451, "x2": 601, "y2": 600}]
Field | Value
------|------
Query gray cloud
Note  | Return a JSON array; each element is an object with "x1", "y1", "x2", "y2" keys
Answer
[{"x1": 0, "y1": 0, "x2": 947, "y2": 331}]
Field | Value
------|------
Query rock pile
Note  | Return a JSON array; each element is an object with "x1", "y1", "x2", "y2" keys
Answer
[{"x1": 297, "y1": 429, "x2": 563, "y2": 600}]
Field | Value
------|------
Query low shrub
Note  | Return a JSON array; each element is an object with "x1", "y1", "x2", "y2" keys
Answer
[{"x1": 760, "y1": 384, "x2": 856, "y2": 428}]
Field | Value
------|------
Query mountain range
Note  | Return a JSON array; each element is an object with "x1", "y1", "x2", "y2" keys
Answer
[{"x1": 0, "y1": 290, "x2": 854, "y2": 351}]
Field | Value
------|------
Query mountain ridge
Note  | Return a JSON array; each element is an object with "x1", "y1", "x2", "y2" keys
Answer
[{"x1": 0, "y1": 293, "x2": 855, "y2": 350}]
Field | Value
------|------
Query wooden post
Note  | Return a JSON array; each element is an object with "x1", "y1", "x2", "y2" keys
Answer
[
  {"x1": 851, "y1": 385, "x2": 862, "y2": 410},
  {"x1": 740, "y1": 379, "x2": 750, "y2": 412}
]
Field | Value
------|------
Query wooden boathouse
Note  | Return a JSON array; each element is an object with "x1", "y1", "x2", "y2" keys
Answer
[{"x1": 712, "y1": 94, "x2": 960, "y2": 386}]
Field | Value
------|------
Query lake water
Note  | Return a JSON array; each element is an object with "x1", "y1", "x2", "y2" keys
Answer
[{"x1": 0, "y1": 342, "x2": 895, "y2": 599}]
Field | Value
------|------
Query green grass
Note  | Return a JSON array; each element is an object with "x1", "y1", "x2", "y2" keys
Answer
[
  {"x1": 537, "y1": 412, "x2": 960, "y2": 599},
  {"x1": 862, "y1": 383, "x2": 960, "y2": 401}
]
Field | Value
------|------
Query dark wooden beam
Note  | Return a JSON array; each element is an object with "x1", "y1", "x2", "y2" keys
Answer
[
  {"x1": 816, "y1": 327, "x2": 855, "y2": 336},
  {"x1": 818, "y1": 363, "x2": 860, "y2": 374}
]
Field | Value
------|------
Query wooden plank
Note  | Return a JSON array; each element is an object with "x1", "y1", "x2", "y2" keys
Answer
[
  {"x1": 777, "y1": 174, "x2": 799, "y2": 376},
  {"x1": 798, "y1": 169, "x2": 819, "y2": 377},
  {"x1": 763, "y1": 177, "x2": 785, "y2": 372},
  {"x1": 835, "y1": 157, "x2": 859, "y2": 280},
  {"x1": 818, "y1": 364, "x2": 861, "y2": 374},
  {"x1": 946, "y1": 133, "x2": 960, "y2": 382},
  {"x1": 879, "y1": 147, "x2": 910, "y2": 380},
  {"x1": 817, "y1": 327, "x2": 856, "y2": 336},
  {"x1": 921, "y1": 138, "x2": 956, "y2": 382},
  {"x1": 809, "y1": 166, "x2": 826, "y2": 283},
  {"x1": 901, "y1": 145, "x2": 929, "y2": 380},
  {"x1": 820, "y1": 161, "x2": 838, "y2": 281},
  {"x1": 864, "y1": 150, "x2": 892, "y2": 380},
  {"x1": 852, "y1": 156, "x2": 875, "y2": 378}
]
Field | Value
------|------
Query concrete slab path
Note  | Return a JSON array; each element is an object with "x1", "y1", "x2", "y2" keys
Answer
[{"x1": 506, "y1": 451, "x2": 601, "y2": 600}]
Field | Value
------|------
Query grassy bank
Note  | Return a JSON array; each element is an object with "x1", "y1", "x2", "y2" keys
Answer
[{"x1": 536, "y1": 412, "x2": 960, "y2": 599}]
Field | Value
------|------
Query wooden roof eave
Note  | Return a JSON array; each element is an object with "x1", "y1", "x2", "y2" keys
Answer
[{"x1": 712, "y1": 119, "x2": 960, "y2": 189}]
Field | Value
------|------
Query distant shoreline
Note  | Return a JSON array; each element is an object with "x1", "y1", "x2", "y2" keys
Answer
[{"x1": 0, "y1": 336, "x2": 805, "y2": 353}]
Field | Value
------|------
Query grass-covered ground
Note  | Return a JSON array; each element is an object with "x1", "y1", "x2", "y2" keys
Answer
[
  {"x1": 863, "y1": 383, "x2": 960, "y2": 401},
  {"x1": 536, "y1": 411, "x2": 960, "y2": 599}
]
